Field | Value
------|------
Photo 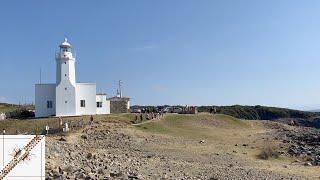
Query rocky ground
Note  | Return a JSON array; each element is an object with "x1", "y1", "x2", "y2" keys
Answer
[
  {"x1": 271, "y1": 123, "x2": 320, "y2": 166},
  {"x1": 45, "y1": 115, "x2": 320, "y2": 180}
]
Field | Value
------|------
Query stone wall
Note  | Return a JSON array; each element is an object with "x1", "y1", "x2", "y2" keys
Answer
[{"x1": 110, "y1": 100, "x2": 129, "y2": 113}]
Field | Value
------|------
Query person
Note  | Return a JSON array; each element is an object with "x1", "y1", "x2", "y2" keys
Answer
[
  {"x1": 290, "y1": 120, "x2": 295, "y2": 126},
  {"x1": 90, "y1": 115, "x2": 94, "y2": 125},
  {"x1": 80, "y1": 118, "x2": 84, "y2": 128},
  {"x1": 140, "y1": 113, "x2": 143, "y2": 121},
  {"x1": 59, "y1": 117, "x2": 63, "y2": 129}
]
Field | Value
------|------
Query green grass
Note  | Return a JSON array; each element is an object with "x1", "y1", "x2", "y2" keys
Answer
[
  {"x1": 136, "y1": 122, "x2": 170, "y2": 133},
  {"x1": 0, "y1": 117, "x2": 60, "y2": 134},
  {"x1": 0, "y1": 104, "x2": 34, "y2": 113},
  {"x1": 0, "y1": 113, "x2": 135, "y2": 135},
  {"x1": 135, "y1": 113, "x2": 249, "y2": 139},
  {"x1": 0, "y1": 105, "x2": 20, "y2": 113}
]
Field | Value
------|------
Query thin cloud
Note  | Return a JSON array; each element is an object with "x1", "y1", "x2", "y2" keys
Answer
[
  {"x1": 0, "y1": 96, "x2": 9, "y2": 103},
  {"x1": 132, "y1": 45, "x2": 155, "y2": 51},
  {"x1": 152, "y1": 85, "x2": 169, "y2": 93}
]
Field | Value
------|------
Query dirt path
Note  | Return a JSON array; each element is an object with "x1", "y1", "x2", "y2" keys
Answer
[{"x1": 132, "y1": 115, "x2": 165, "y2": 126}]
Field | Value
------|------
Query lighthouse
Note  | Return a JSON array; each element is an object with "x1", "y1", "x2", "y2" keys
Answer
[
  {"x1": 35, "y1": 38, "x2": 110, "y2": 117},
  {"x1": 55, "y1": 38, "x2": 77, "y2": 116},
  {"x1": 56, "y1": 38, "x2": 76, "y2": 86}
]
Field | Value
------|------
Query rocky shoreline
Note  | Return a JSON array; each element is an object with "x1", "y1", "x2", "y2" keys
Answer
[{"x1": 267, "y1": 121, "x2": 320, "y2": 166}]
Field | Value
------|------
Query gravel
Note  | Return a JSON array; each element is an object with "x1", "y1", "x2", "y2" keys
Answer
[{"x1": 45, "y1": 120, "x2": 306, "y2": 179}]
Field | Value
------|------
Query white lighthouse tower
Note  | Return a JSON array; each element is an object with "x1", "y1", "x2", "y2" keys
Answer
[
  {"x1": 55, "y1": 38, "x2": 77, "y2": 116},
  {"x1": 35, "y1": 38, "x2": 110, "y2": 118},
  {"x1": 56, "y1": 38, "x2": 76, "y2": 86}
]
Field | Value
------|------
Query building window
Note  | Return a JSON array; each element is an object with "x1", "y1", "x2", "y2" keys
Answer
[
  {"x1": 65, "y1": 101, "x2": 67, "y2": 104},
  {"x1": 80, "y1": 100, "x2": 86, "y2": 107},
  {"x1": 97, "y1": 102, "x2": 102, "y2": 108},
  {"x1": 47, "y1": 101, "x2": 53, "y2": 109},
  {"x1": 65, "y1": 88, "x2": 67, "y2": 90}
]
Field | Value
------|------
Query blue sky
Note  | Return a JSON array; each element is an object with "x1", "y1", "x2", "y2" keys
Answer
[{"x1": 1, "y1": 1, "x2": 320, "y2": 109}]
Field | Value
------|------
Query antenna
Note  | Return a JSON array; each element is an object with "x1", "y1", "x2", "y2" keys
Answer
[
  {"x1": 39, "y1": 68, "x2": 42, "y2": 84},
  {"x1": 118, "y1": 80, "x2": 123, "y2": 98}
]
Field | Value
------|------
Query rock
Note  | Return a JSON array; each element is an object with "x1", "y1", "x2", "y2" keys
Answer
[
  {"x1": 85, "y1": 173, "x2": 96, "y2": 179},
  {"x1": 83, "y1": 166, "x2": 91, "y2": 173},
  {"x1": 294, "y1": 159, "x2": 301, "y2": 163},
  {"x1": 110, "y1": 171, "x2": 123, "y2": 178},
  {"x1": 51, "y1": 169, "x2": 60, "y2": 178},
  {"x1": 59, "y1": 137, "x2": 67, "y2": 141},
  {"x1": 304, "y1": 162, "x2": 312, "y2": 166},
  {"x1": 87, "y1": 153, "x2": 93, "y2": 159},
  {"x1": 81, "y1": 134, "x2": 88, "y2": 139},
  {"x1": 145, "y1": 153, "x2": 155, "y2": 158},
  {"x1": 97, "y1": 168, "x2": 106, "y2": 174},
  {"x1": 128, "y1": 174, "x2": 139, "y2": 179}
]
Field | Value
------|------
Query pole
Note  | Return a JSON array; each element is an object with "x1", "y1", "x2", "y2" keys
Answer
[
  {"x1": 40, "y1": 68, "x2": 42, "y2": 84},
  {"x1": 45, "y1": 125, "x2": 49, "y2": 135},
  {"x1": 118, "y1": 80, "x2": 123, "y2": 98},
  {"x1": 2, "y1": 129, "x2": 5, "y2": 168}
]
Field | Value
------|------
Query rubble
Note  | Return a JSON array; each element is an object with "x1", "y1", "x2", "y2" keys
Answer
[{"x1": 273, "y1": 125, "x2": 320, "y2": 166}]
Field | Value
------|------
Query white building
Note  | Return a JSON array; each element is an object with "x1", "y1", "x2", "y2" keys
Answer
[{"x1": 35, "y1": 38, "x2": 110, "y2": 117}]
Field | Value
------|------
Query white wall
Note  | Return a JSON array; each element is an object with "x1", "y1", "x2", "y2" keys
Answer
[
  {"x1": 76, "y1": 83, "x2": 96, "y2": 116},
  {"x1": 35, "y1": 84, "x2": 56, "y2": 117},
  {"x1": 56, "y1": 47, "x2": 76, "y2": 86},
  {"x1": 127, "y1": 100, "x2": 130, "y2": 110},
  {"x1": 56, "y1": 81, "x2": 76, "y2": 117},
  {"x1": 96, "y1": 95, "x2": 110, "y2": 114}
]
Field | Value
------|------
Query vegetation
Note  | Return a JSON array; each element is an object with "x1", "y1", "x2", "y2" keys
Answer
[
  {"x1": 0, "y1": 103, "x2": 34, "y2": 113},
  {"x1": 0, "y1": 113, "x2": 135, "y2": 135},
  {"x1": 135, "y1": 113, "x2": 249, "y2": 139},
  {"x1": 257, "y1": 145, "x2": 280, "y2": 160},
  {"x1": 198, "y1": 105, "x2": 320, "y2": 120},
  {"x1": 131, "y1": 105, "x2": 320, "y2": 120},
  {"x1": 0, "y1": 103, "x2": 35, "y2": 119}
]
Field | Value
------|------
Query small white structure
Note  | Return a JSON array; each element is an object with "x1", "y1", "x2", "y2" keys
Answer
[
  {"x1": 35, "y1": 38, "x2": 110, "y2": 117},
  {"x1": 0, "y1": 113, "x2": 6, "y2": 120}
]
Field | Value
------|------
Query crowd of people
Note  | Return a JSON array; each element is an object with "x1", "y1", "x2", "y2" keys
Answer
[{"x1": 134, "y1": 108, "x2": 165, "y2": 122}]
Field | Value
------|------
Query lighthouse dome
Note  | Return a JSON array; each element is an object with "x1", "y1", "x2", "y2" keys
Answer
[{"x1": 59, "y1": 38, "x2": 71, "y2": 48}]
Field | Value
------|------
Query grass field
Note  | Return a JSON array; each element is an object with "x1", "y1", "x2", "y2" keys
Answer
[
  {"x1": 132, "y1": 113, "x2": 320, "y2": 178},
  {"x1": 0, "y1": 113, "x2": 135, "y2": 134},
  {"x1": 0, "y1": 104, "x2": 20, "y2": 113},
  {"x1": 135, "y1": 113, "x2": 250, "y2": 139}
]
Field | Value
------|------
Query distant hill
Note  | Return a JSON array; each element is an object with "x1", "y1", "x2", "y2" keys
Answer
[
  {"x1": 0, "y1": 103, "x2": 35, "y2": 119},
  {"x1": 308, "y1": 109, "x2": 320, "y2": 113},
  {"x1": 0, "y1": 103, "x2": 20, "y2": 113},
  {"x1": 198, "y1": 105, "x2": 320, "y2": 120}
]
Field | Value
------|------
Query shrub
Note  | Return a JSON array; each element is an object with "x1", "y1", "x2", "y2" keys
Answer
[{"x1": 258, "y1": 145, "x2": 280, "y2": 160}]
